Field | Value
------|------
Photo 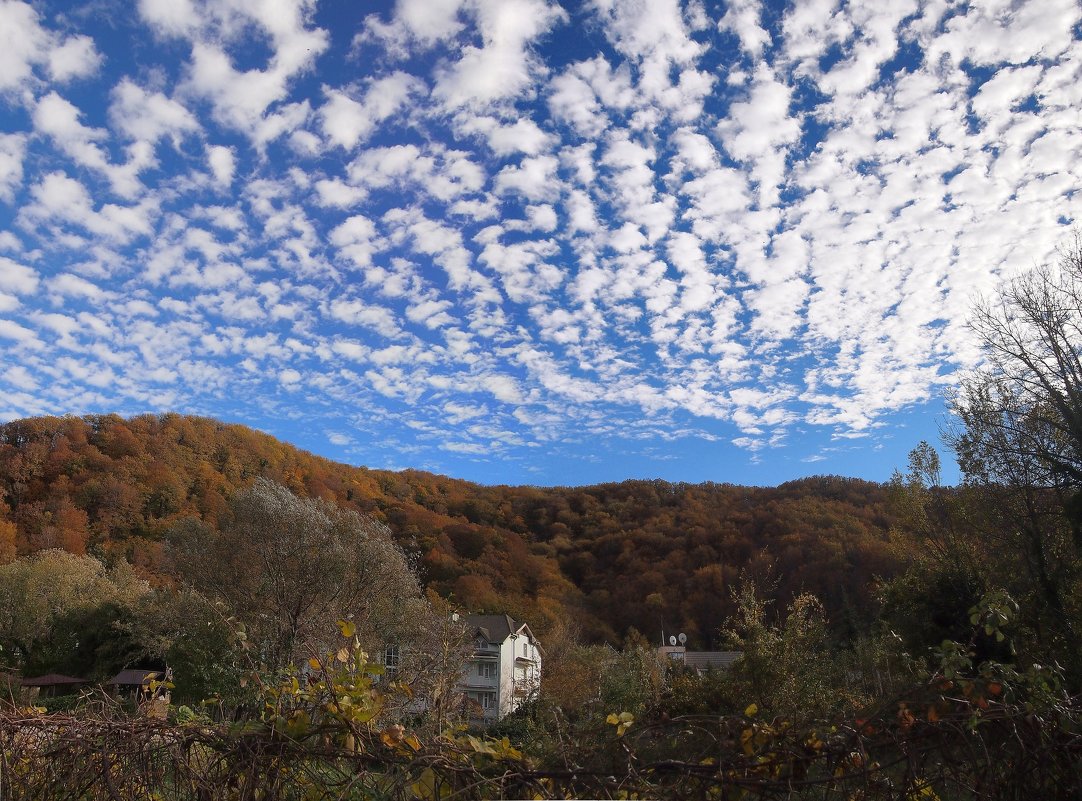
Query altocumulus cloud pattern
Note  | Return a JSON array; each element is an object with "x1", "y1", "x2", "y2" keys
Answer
[{"x1": 0, "y1": 0, "x2": 1080, "y2": 484}]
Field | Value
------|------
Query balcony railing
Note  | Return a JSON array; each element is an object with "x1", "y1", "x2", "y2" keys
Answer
[{"x1": 461, "y1": 676, "x2": 498, "y2": 689}]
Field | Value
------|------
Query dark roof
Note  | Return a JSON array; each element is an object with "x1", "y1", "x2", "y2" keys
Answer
[
  {"x1": 462, "y1": 614, "x2": 542, "y2": 651},
  {"x1": 20, "y1": 673, "x2": 88, "y2": 687},
  {"x1": 109, "y1": 669, "x2": 163, "y2": 686},
  {"x1": 683, "y1": 651, "x2": 742, "y2": 670},
  {"x1": 463, "y1": 613, "x2": 518, "y2": 644}
]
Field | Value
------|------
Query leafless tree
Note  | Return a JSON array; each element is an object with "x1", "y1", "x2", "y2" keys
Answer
[
  {"x1": 944, "y1": 236, "x2": 1082, "y2": 673},
  {"x1": 956, "y1": 235, "x2": 1082, "y2": 494}
]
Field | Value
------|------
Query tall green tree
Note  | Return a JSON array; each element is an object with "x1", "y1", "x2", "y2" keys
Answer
[{"x1": 0, "y1": 549, "x2": 149, "y2": 675}]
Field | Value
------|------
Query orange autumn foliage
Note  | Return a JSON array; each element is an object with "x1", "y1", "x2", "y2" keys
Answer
[
  {"x1": 0, "y1": 516, "x2": 15, "y2": 565},
  {"x1": 0, "y1": 414, "x2": 910, "y2": 646}
]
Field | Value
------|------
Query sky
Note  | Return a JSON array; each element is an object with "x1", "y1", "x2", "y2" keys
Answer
[{"x1": 0, "y1": 0, "x2": 1080, "y2": 487}]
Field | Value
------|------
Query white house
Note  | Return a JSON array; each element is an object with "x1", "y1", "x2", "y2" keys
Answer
[{"x1": 457, "y1": 614, "x2": 542, "y2": 721}]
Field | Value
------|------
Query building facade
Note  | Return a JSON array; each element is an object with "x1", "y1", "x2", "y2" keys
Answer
[{"x1": 458, "y1": 614, "x2": 541, "y2": 721}]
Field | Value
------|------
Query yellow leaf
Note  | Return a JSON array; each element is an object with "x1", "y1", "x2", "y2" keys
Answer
[
  {"x1": 740, "y1": 727, "x2": 755, "y2": 756},
  {"x1": 338, "y1": 620, "x2": 356, "y2": 638},
  {"x1": 380, "y1": 724, "x2": 405, "y2": 747},
  {"x1": 745, "y1": 703, "x2": 758, "y2": 718},
  {"x1": 411, "y1": 768, "x2": 438, "y2": 801},
  {"x1": 336, "y1": 648, "x2": 349, "y2": 663},
  {"x1": 308, "y1": 657, "x2": 322, "y2": 671}
]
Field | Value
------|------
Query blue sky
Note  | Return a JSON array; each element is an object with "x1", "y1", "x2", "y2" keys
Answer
[{"x1": 0, "y1": 0, "x2": 1079, "y2": 487}]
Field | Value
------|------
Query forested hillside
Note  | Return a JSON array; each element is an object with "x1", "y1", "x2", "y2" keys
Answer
[{"x1": 0, "y1": 413, "x2": 907, "y2": 646}]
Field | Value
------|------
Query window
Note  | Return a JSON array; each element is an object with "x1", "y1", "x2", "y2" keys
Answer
[
  {"x1": 523, "y1": 642, "x2": 528, "y2": 657},
  {"x1": 479, "y1": 662, "x2": 496, "y2": 679},
  {"x1": 383, "y1": 645, "x2": 399, "y2": 674},
  {"x1": 482, "y1": 692, "x2": 496, "y2": 710}
]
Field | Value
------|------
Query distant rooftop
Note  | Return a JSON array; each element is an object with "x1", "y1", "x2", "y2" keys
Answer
[
  {"x1": 21, "y1": 673, "x2": 88, "y2": 687},
  {"x1": 684, "y1": 651, "x2": 743, "y2": 670},
  {"x1": 659, "y1": 646, "x2": 742, "y2": 671},
  {"x1": 109, "y1": 669, "x2": 164, "y2": 686}
]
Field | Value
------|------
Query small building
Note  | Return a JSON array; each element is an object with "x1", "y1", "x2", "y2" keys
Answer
[
  {"x1": 108, "y1": 668, "x2": 170, "y2": 703},
  {"x1": 458, "y1": 614, "x2": 542, "y2": 722},
  {"x1": 659, "y1": 645, "x2": 742, "y2": 674},
  {"x1": 20, "y1": 673, "x2": 89, "y2": 698}
]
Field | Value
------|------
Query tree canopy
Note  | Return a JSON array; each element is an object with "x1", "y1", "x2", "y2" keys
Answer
[
  {"x1": 171, "y1": 478, "x2": 424, "y2": 670},
  {"x1": 0, "y1": 414, "x2": 906, "y2": 648}
]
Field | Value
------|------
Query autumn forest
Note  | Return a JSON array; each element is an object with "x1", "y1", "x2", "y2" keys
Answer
[{"x1": 0, "y1": 410, "x2": 902, "y2": 649}]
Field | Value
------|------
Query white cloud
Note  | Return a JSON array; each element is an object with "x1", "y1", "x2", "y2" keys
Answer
[
  {"x1": 433, "y1": 0, "x2": 568, "y2": 108},
  {"x1": 110, "y1": 78, "x2": 199, "y2": 146},
  {"x1": 357, "y1": 0, "x2": 468, "y2": 51},
  {"x1": 34, "y1": 92, "x2": 154, "y2": 198},
  {"x1": 590, "y1": 0, "x2": 712, "y2": 117},
  {"x1": 716, "y1": 66, "x2": 800, "y2": 205},
  {"x1": 328, "y1": 297, "x2": 403, "y2": 339},
  {"x1": 47, "y1": 34, "x2": 102, "y2": 82},
  {"x1": 47, "y1": 273, "x2": 110, "y2": 302},
  {"x1": 138, "y1": 0, "x2": 198, "y2": 36},
  {"x1": 206, "y1": 145, "x2": 235, "y2": 187},
  {"x1": 319, "y1": 72, "x2": 424, "y2": 150},
  {"x1": 0, "y1": 1, "x2": 50, "y2": 92},
  {"x1": 494, "y1": 155, "x2": 559, "y2": 201},
  {"x1": 0, "y1": 257, "x2": 38, "y2": 294},
  {"x1": 0, "y1": 318, "x2": 39, "y2": 346},
  {"x1": 146, "y1": 0, "x2": 329, "y2": 143},
  {"x1": 459, "y1": 116, "x2": 552, "y2": 157},
  {"x1": 718, "y1": 0, "x2": 770, "y2": 57},
  {"x1": 329, "y1": 214, "x2": 381, "y2": 268},
  {"x1": 0, "y1": 2, "x2": 100, "y2": 92},
  {"x1": 3, "y1": 364, "x2": 37, "y2": 389},
  {"x1": 0, "y1": 134, "x2": 26, "y2": 202},
  {"x1": 21, "y1": 171, "x2": 156, "y2": 243},
  {"x1": 927, "y1": 0, "x2": 1079, "y2": 68}
]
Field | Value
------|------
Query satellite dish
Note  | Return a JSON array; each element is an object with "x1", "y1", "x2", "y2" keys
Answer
[
  {"x1": 668, "y1": 635, "x2": 677, "y2": 646},
  {"x1": 678, "y1": 633, "x2": 687, "y2": 645}
]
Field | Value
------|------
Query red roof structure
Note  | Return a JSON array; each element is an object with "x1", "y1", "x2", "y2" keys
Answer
[{"x1": 20, "y1": 674, "x2": 88, "y2": 687}]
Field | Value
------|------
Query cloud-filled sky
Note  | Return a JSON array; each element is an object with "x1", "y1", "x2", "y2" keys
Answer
[{"x1": 0, "y1": 0, "x2": 1080, "y2": 486}]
